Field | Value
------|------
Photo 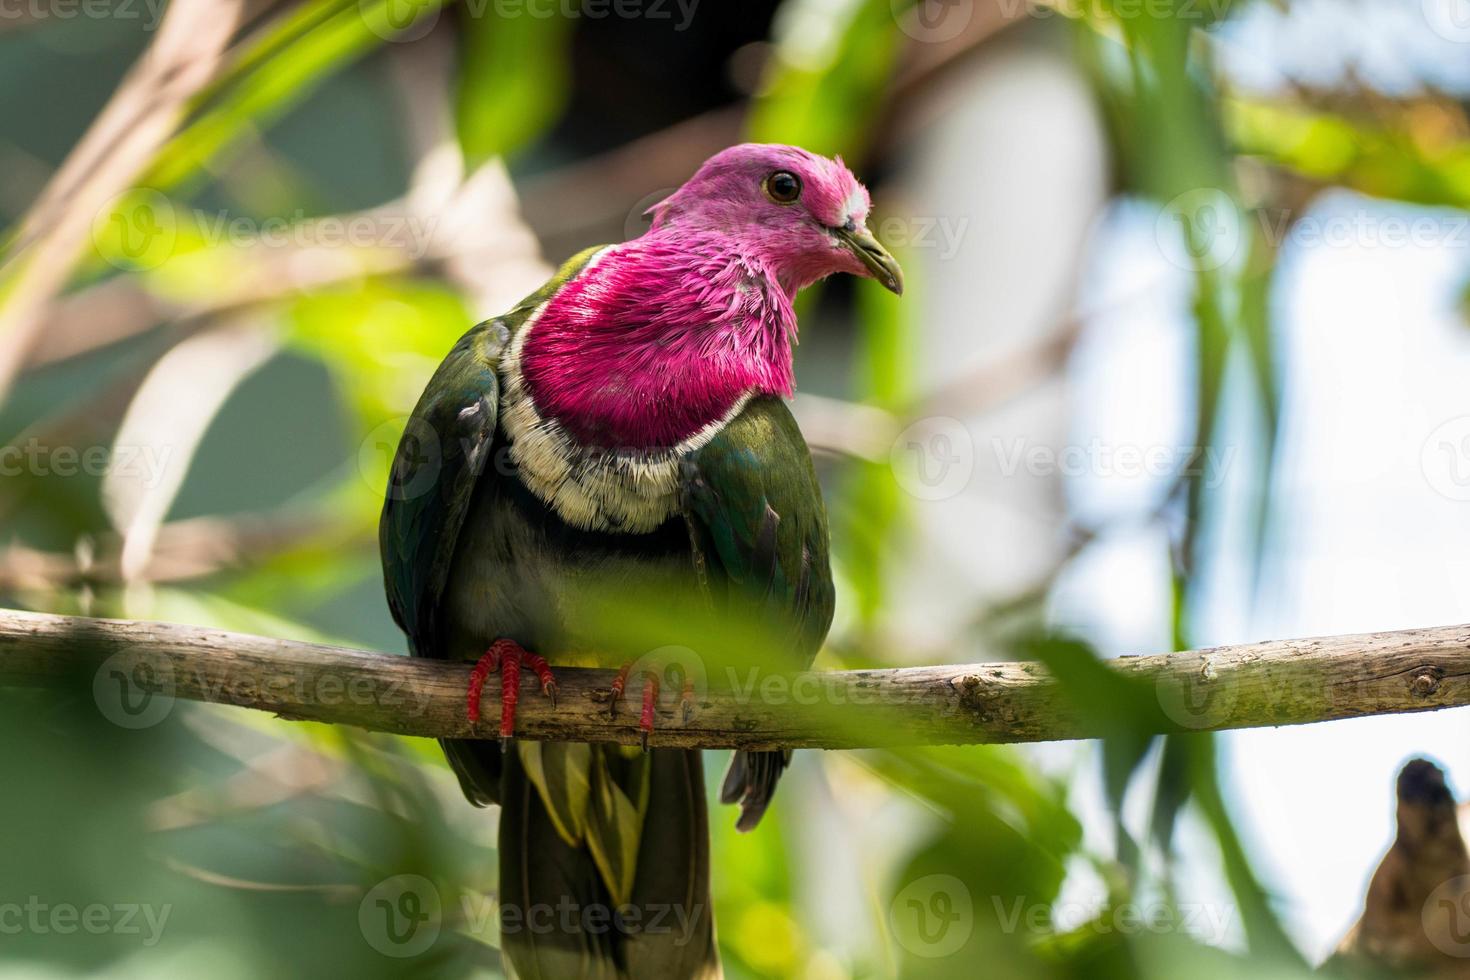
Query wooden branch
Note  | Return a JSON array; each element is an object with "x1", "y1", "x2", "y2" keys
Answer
[
  {"x1": 0, "y1": 0, "x2": 294, "y2": 401},
  {"x1": 2, "y1": 609, "x2": 1468, "y2": 750},
  {"x1": 0, "y1": 511, "x2": 363, "y2": 592}
]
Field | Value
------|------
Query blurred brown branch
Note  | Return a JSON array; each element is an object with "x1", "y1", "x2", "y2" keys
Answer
[
  {"x1": 12, "y1": 3, "x2": 1027, "y2": 379},
  {"x1": 0, "y1": 0, "x2": 298, "y2": 400},
  {"x1": 19, "y1": 32, "x2": 543, "y2": 375},
  {"x1": 0, "y1": 510, "x2": 362, "y2": 592},
  {"x1": 3, "y1": 609, "x2": 1469, "y2": 750}
]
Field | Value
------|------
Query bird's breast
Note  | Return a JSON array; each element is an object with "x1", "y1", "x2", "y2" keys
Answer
[
  {"x1": 443, "y1": 458, "x2": 700, "y2": 664},
  {"x1": 497, "y1": 303, "x2": 751, "y2": 534}
]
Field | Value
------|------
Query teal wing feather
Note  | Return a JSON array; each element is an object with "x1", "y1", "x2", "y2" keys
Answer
[
  {"x1": 680, "y1": 396, "x2": 835, "y2": 831},
  {"x1": 680, "y1": 396, "x2": 835, "y2": 662},
  {"x1": 379, "y1": 322, "x2": 503, "y2": 658},
  {"x1": 379, "y1": 248, "x2": 605, "y2": 810},
  {"x1": 378, "y1": 246, "x2": 605, "y2": 658}
]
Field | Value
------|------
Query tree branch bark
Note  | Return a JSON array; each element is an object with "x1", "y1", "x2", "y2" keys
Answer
[{"x1": 2, "y1": 608, "x2": 1467, "y2": 750}]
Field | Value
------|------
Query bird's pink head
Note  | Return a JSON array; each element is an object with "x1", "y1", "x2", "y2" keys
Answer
[
  {"x1": 648, "y1": 143, "x2": 903, "y2": 295},
  {"x1": 516, "y1": 144, "x2": 902, "y2": 455}
]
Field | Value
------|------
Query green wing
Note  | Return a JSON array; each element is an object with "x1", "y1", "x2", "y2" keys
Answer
[
  {"x1": 680, "y1": 396, "x2": 834, "y2": 831},
  {"x1": 680, "y1": 395, "x2": 835, "y2": 665},
  {"x1": 378, "y1": 246, "x2": 604, "y2": 658},
  {"x1": 378, "y1": 322, "x2": 501, "y2": 657}
]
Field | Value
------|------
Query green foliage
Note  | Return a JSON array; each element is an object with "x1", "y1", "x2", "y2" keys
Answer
[
  {"x1": 3, "y1": 1, "x2": 1434, "y2": 977},
  {"x1": 148, "y1": 0, "x2": 448, "y2": 191},
  {"x1": 749, "y1": 0, "x2": 904, "y2": 160},
  {"x1": 286, "y1": 278, "x2": 474, "y2": 427},
  {"x1": 1230, "y1": 98, "x2": 1470, "y2": 209},
  {"x1": 831, "y1": 275, "x2": 912, "y2": 627},
  {"x1": 455, "y1": 7, "x2": 573, "y2": 166}
]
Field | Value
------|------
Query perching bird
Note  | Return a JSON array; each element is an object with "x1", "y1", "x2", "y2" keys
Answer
[
  {"x1": 1329, "y1": 758, "x2": 1470, "y2": 977},
  {"x1": 379, "y1": 143, "x2": 902, "y2": 979}
]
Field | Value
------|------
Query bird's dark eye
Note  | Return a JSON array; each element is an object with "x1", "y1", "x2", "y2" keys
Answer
[{"x1": 764, "y1": 171, "x2": 802, "y2": 205}]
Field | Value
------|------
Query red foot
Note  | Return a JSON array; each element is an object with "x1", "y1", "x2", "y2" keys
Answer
[
  {"x1": 680, "y1": 676, "x2": 695, "y2": 724},
  {"x1": 607, "y1": 662, "x2": 697, "y2": 750},
  {"x1": 607, "y1": 663, "x2": 659, "y2": 748},
  {"x1": 467, "y1": 640, "x2": 558, "y2": 749},
  {"x1": 523, "y1": 650, "x2": 558, "y2": 706},
  {"x1": 639, "y1": 671, "x2": 660, "y2": 751},
  {"x1": 609, "y1": 662, "x2": 632, "y2": 719}
]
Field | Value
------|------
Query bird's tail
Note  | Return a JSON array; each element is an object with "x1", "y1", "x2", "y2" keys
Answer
[
  {"x1": 719, "y1": 750, "x2": 791, "y2": 833},
  {"x1": 497, "y1": 742, "x2": 720, "y2": 980}
]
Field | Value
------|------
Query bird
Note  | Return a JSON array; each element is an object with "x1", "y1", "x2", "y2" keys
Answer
[
  {"x1": 1329, "y1": 758, "x2": 1470, "y2": 977},
  {"x1": 378, "y1": 143, "x2": 902, "y2": 979}
]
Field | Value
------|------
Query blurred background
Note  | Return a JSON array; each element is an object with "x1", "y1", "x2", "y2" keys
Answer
[{"x1": 4, "y1": 0, "x2": 1470, "y2": 976}]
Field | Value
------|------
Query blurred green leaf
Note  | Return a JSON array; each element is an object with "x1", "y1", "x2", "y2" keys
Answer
[
  {"x1": 1229, "y1": 98, "x2": 1470, "y2": 210},
  {"x1": 454, "y1": 6, "x2": 573, "y2": 167},
  {"x1": 146, "y1": 0, "x2": 447, "y2": 191},
  {"x1": 830, "y1": 271, "x2": 912, "y2": 628},
  {"x1": 748, "y1": 0, "x2": 903, "y2": 160},
  {"x1": 285, "y1": 277, "x2": 473, "y2": 428}
]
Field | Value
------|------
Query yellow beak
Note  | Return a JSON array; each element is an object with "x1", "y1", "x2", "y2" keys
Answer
[{"x1": 835, "y1": 224, "x2": 904, "y2": 295}]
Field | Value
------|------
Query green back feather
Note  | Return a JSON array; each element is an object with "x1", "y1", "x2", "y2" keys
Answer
[{"x1": 378, "y1": 246, "x2": 604, "y2": 658}]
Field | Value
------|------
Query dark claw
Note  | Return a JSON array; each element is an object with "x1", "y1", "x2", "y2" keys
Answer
[
  {"x1": 638, "y1": 670, "x2": 659, "y2": 752},
  {"x1": 609, "y1": 662, "x2": 632, "y2": 720},
  {"x1": 680, "y1": 679, "x2": 695, "y2": 724}
]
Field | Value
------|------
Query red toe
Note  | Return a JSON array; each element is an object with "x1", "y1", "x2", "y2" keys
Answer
[
  {"x1": 466, "y1": 640, "x2": 551, "y2": 741},
  {"x1": 609, "y1": 661, "x2": 633, "y2": 719},
  {"x1": 523, "y1": 650, "x2": 558, "y2": 707},
  {"x1": 639, "y1": 670, "x2": 660, "y2": 751},
  {"x1": 680, "y1": 676, "x2": 695, "y2": 724},
  {"x1": 466, "y1": 645, "x2": 502, "y2": 725},
  {"x1": 498, "y1": 646, "x2": 521, "y2": 740}
]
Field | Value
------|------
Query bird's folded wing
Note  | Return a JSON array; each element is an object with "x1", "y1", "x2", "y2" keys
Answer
[
  {"x1": 679, "y1": 396, "x2": 835, "y2": 669},
  {"x1": 378, "y1": 246, "x2": 606, "y2": 657}
]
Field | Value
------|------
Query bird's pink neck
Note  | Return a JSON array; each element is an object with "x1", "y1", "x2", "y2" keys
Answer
[{"x1": 517, "y1": 237, "x2": 797, "y2": 451}]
